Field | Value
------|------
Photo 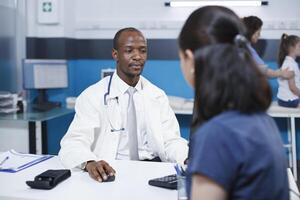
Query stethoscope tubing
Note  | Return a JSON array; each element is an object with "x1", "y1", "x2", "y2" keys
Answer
[
  {"x1": 104, "y1": 74, "x2": 124, "y2": 132},
  {"x1": 104, "y1": 74, "x2": 114, "y2": 105},
  {"x1": 103, "y1": 73, "x2": 143, "y2": 132}
]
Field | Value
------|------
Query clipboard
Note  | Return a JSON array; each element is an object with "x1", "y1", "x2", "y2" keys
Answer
[{"x1": 0, "y1": 150, "x2": 53, "y2": 173}]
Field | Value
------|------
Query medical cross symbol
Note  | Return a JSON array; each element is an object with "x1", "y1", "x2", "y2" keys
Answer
[{"x1": 42, "y1": 2, "x2": 52, "y2": 12}]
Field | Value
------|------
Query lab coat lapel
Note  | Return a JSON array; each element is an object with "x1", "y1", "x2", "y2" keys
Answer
[
  {"x1": 141, "y1": 82, "x2": 166, "y2": 161},
  {"x1": 95, "y1": 75, "x2": 123, "y2": 160},
  {"x1": 105, "y1": 73, "x2": 124, "y2": 132}
]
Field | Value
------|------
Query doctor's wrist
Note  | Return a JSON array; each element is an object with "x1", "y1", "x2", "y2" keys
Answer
[{"x1": 83, "y1": 160, "x2": 96, "y2": 171}]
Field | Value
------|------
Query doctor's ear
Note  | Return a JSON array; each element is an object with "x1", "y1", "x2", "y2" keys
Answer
[{"x1": 112, "y1": 49, "x2": 118, "y2": 61}]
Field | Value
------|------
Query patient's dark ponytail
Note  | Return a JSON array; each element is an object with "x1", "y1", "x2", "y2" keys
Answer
[
  {"x1": 193, "y1": 42, "x2": 271, "y2": 126},
  {"x1": 178, "y1": 6, "x2": 272, "y2": 131}
]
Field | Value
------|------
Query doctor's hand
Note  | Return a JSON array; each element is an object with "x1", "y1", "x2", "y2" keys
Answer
[{"x1": 85, "y1": 160, "x2": 116, "y2": 182}]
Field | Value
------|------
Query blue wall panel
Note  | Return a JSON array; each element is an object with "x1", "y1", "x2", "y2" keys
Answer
[
  {"x1": 47, "y1": 113, "x2": 74, "y2": 154},
  {"x1": 71, "y1": 60, "x2": 115, "y2": 95},
  {"x1": 142, "y1": 60, "x2": 193, "y2": 98},
  {"x1": 64, "y1": 59, "x2": 194, "y2": 98}
]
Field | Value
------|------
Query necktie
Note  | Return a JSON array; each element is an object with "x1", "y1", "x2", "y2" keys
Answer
[{"x1": 126, "y1": 87, "x2": 139, "y2": 160}]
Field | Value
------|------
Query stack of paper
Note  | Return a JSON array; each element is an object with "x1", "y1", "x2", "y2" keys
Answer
[
  {"x1": 66, "y1": 96, "x2": 77, "y2": 109},
  {"x1": 0, "y1": 91, "x2": 19, "y2": 114},
  {"x1": 168, "y1": 96, "x2": 194, "y2": 112},
  {"x1": 0, "y1": 150, "x2": 53, "y2": 173}
]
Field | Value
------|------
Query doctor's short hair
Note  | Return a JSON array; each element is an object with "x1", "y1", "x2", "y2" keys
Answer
[{"x1": 113, "y1": 27, "x2": 144, "y2": 50}]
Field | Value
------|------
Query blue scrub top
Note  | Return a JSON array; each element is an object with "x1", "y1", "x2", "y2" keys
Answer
[
  {"x1": 186, "y1": 111, "x2": 289, "y2": 200},
  {"x1": 248, "y1": 44, "x2": 265, "y2": 65}
]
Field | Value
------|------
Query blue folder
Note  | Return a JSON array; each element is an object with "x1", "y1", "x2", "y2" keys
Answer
[{"x1": 0, "y1": 150, "x2": 54, "y2": 173}]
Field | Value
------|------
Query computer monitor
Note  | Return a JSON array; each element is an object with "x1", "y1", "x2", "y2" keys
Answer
[{"x1": 23, "y1": 59, "x2": 68, "y2": 111}]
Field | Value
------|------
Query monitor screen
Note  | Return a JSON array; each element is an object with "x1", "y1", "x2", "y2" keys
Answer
[{"x1": 23, "y1": 59, "x2": 68, "y2": 89}]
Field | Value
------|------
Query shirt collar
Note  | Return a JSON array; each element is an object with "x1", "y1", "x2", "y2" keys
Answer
[
  {"x1": 286, "y1": 56, "x2": 295, "y2": 61},
  {"x1": 109, "y1": 72, "x2": 143, "y2": 98}
]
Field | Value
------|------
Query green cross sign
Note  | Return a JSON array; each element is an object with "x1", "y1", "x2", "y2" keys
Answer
[{"x1": 42, "y1": 2, "x2": 52, "y2": 12}]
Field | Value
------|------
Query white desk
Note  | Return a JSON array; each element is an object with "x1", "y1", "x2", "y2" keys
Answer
[
  {"x1": 172, "y1": 102, "x2": 300, "y2": 180},
  {"x1": 267, "y1": 102, "x2": 300, "y2": 180},
  {"x1": 0, "y1": 156, "x2": 298, "y2": 200},
  {"x1": 0, "y1": 157, "x2": 176, "y2": 200},
  {"x1": 288, "y1": 168, "x2": 300, "y2": 200}
]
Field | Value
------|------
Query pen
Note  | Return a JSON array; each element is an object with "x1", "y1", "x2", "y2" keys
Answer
[
  {"x1": 180, "y1": 166, "x2": 186, "y2": 176},
  {"x1": 0, "y1": 156, "x2": 9, "y2": 166},
  {"x1": 174, "y1": 164, "x2": 182, "y2": 176}
]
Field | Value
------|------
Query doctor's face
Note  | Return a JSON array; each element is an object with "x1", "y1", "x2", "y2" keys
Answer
[{"x1": 112, "y1": 31, "x2": 147, "y2": 85}]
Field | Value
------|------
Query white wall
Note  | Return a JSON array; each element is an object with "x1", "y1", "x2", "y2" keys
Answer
[
  {"x1": 0, "y1": 121, "x2": 29, "y2": 153},
  {"x1": 0, "y1": 0, "x2": 26, "y2": 92},
  {"x1": 27, "y1": 0, "x2": 300, "y2": 39}
]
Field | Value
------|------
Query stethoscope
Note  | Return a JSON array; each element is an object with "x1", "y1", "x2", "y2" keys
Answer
[
  {"x1": 103, "y1": 74, "x2": 144, "y2": 133},
  {"x1": 104, "y1": 74, "x2": 125, "y2": 132},
  {"x1": 104, "y1": 74, "x2": 113, "y2": 106}
]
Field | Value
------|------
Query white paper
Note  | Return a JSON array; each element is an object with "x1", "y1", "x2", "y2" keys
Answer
[
  {"x1": 0, "y1": 91, "x2": 11, "y2": 98},
  {"x1": 0, "y1": 150, "x2": 53, "y2": 172}
]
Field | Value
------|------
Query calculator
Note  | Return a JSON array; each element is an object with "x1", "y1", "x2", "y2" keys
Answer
[{"x1": 148, "y1": 174, "x2": 178, "y2": 190}]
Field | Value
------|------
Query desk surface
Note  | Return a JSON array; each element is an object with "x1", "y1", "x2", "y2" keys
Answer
[
  {"x1": 0, "y1": 157, "x2": 177, "y2": 200},
  {"x1": 268, "y1": 102, "x2": 300, "y2": 117},
  {"x1": 0, "y1": 107, "x2": 74, "y2": 122},
  {"x1": 173, "y1": 101, "x2": 300, "y2": 117}
]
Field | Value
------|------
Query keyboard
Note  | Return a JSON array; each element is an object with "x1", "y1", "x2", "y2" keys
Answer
[{"x1": 148, "y1": 174, "x2": 178, "y2": 190}]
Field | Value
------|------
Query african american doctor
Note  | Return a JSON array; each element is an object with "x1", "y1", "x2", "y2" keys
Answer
[{"x1": 59, "y1": 27, "x2": 188, "y2": 182}]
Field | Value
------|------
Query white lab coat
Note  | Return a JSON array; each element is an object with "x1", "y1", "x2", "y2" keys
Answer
[{"x1": 59, "y1": 73, "x2": 188, "y2": 168}]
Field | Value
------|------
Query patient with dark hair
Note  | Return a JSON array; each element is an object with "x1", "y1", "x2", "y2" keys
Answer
[{"x1": 178, "y1": 6, "x2": 289, "y2": 200}]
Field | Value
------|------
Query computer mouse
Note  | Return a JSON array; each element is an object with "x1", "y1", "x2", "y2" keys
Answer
[{"x1": 103, "y1": 175, "x2": 115, "y2": 182}]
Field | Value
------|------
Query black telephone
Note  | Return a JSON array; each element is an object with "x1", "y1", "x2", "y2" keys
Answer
[{"x1": 26, "y1": 169, "x2": 71, "y2": 190}]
